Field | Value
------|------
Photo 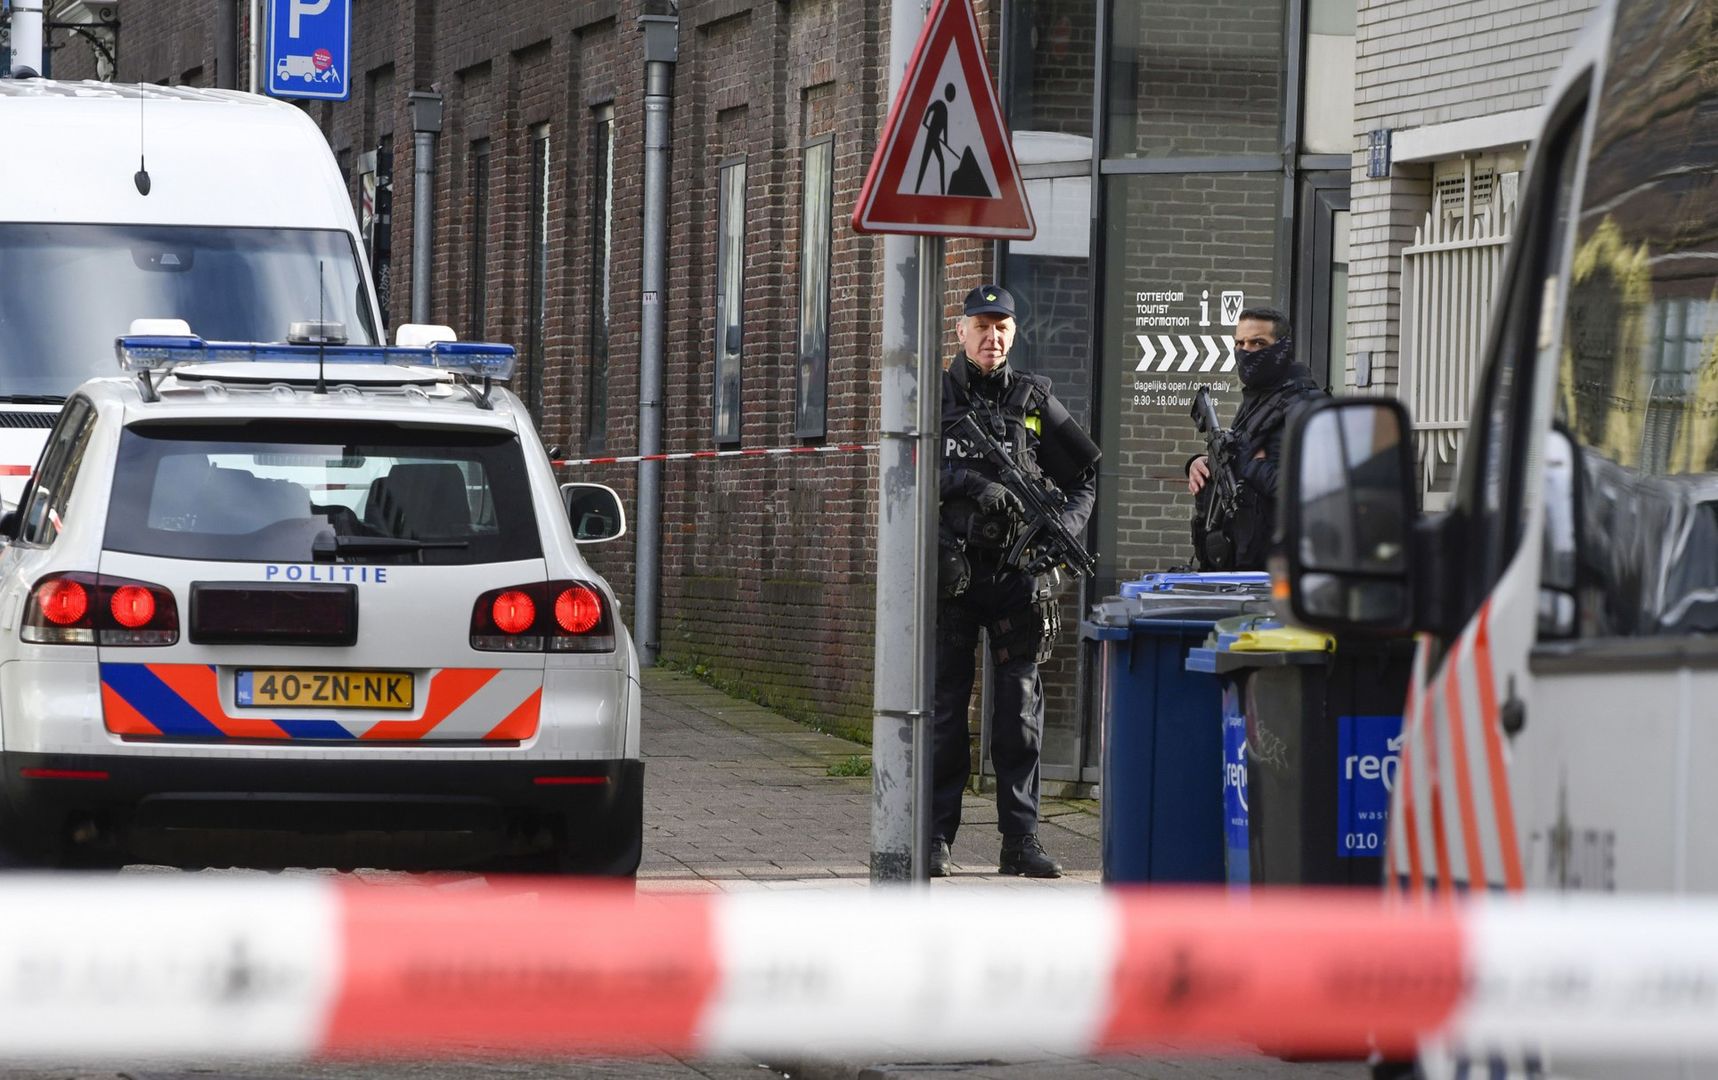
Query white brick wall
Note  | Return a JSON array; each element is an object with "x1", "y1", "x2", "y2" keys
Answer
[{"x1": 1347, "y1": 0, "x2": 1596, "y2": 398}]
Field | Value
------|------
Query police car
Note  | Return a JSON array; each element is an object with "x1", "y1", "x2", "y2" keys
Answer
[{"x1": 0, "y1": 324, "x2": 642, "y2": 874}]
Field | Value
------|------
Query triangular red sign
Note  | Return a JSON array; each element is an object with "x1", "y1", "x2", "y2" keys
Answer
[{"x1": 851, "y1": 0, "x2": 1035, "y2": 239}]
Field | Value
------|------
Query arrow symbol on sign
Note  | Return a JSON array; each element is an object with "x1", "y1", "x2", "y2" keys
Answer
[
  {"x1": 1156, "y1": 336, "x2": 1178, "y2": 373},
  {"x1": 1134, "y1": 335, "x2": 1158, "y2": 372},
  {"x1": 1200, "y1": 336, "x2": 1223, "y2": 372},
  {"x1": 1220, "y1": 342, "x2": 1237, "y2": 373},
  {"x1": 1177, "y1": 335, "x2": 1199, "y2": 372}
]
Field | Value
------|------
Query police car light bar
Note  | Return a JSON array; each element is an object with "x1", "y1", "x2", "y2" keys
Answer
[{"x1": 115, "y1": 335, "x2": 517, "y2": 381}]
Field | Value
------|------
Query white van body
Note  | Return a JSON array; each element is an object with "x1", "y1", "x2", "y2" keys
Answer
[
  {"x1": 0, "y1": 80, "x2": 382, "y2": 508},
  {"x1": 1279, "y1": 0, "x2": 1718, "y2": 1075}
]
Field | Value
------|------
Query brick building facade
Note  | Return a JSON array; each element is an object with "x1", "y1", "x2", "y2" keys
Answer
[{"x1": 41, "y1": 0, "x2": 1024, "y2": 737}]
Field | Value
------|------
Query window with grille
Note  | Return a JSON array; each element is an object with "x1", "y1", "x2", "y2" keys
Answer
[
  {"x1": 586, "y1": 107, "x2": 614, "y2": 454},
  {"x1": 523, "y1": 125, "x2": 550, "y2": 422},
  {"x1": 468, "y1": 139, "x2": 490, "y2": 341}
]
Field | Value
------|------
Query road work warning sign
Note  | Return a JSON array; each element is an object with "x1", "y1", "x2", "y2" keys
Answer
[{"x1": 851, "y1": 0, "x2": 1034, "y2": 239}]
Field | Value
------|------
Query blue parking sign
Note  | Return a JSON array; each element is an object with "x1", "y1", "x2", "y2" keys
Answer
[{"x1": 266, "y1": 0, "x2": 350, "y2": 102}]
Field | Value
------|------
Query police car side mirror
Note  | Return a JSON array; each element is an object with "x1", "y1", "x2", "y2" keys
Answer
[
  {"x1": 1276, "y1": 397, "x2": 1415, "y2": 635},
  {"x1": 560, "y1": 482, "x2": 627, "y2": 544}
]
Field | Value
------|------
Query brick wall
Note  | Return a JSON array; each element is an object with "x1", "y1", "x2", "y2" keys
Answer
[
  {"x1": 1348, "y1": 0, "x2": 1596, "y2": 397},
  {"x1": 56, "y1": 0, "x2": 1038, "y2": 737}
]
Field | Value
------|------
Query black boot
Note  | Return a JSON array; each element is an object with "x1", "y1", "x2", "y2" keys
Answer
[
  {"x1": 930, "y1": 837, "x2": 951, "y2": 878},
  {"x1": 999, "y1": 833, "x2": 1061, "y2": 878}
]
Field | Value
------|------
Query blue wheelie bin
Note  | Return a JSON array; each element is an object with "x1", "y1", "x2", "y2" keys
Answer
[{"x1": 1083, "y1": 579, "x2": 1273, "y2": 884}]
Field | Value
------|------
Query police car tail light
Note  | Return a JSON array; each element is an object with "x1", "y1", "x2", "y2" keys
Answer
[
  {"x1": 470, "y1": 581, "x2": 613, "y2": 653},
  {"x1": 492, "y1": 591, "x2": 537, "y2": 636},
  {"x1": 23, "y1": 573, "x2": 179, "y2": 647},
  {"x1": 110, "y1": 585, "x2": 156, "y2": 629},
  {"x1": 554, "y1": 585, "x2": 603, "y2": 635}
]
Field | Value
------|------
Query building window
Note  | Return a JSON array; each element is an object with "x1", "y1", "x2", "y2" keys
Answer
[
  {"x1": 468, "y1": 139, "x2": 490, "y2": 340},
  {"x1": 586, "y1": 107, "x2": 614, "y2": 454},
  {"x1": 523, "y1": 125, "x2": 551, "y2": 421},
  {"x1": 712, "y1": 157, "x2": 746, "y2": 445},
  {"x1": 366, "y1": 136, "x2": 394, "y2": 331},
  {"x1": 795, "y1": 137, "x2": 833, "y2": 439}
]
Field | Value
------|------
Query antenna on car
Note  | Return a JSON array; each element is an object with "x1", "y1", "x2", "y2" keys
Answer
[{"x1": 134, "y1": 85, "x2": 153, "y2": 196}]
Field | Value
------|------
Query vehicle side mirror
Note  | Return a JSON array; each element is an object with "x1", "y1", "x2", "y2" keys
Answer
[
  {"x1": 560, "y1": 482, "x2": 627, "y2": 544},
  {"x1": 1538, "y1": 423, "x2": 1582, "y2": 639},
  {"x1": 0, "y1": 510, "x2": 16, "y2": 541},
  {"x1": 1277, "y1": 397, "x2": 1416, "y2": 634}
]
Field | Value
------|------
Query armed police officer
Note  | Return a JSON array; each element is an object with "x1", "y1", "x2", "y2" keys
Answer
[
  {"x1": 1185, "y1": 307, "x2": 1326, "y2": 570},
  {"x1": 934, "y1": 284, "x2": 1100, "y2": 879}
]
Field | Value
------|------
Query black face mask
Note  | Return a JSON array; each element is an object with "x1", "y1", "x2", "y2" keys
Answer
[{"x1": 1235, "y1": 338, "x2": 1293, "y2": 388}]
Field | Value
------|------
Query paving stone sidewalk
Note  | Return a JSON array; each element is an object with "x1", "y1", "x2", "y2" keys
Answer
[
  {"x1": 634, "y1": 668, "x2": 1368, "y2": 1080},
  {"x1": 637, "y1": 666, "x2": 1100, "y2": 889}
]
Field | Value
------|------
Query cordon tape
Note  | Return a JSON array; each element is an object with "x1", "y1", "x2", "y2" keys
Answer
[
  {"x1": 0, "y1": 881, "x2": 1715, "y2": 1064},
  {"x1": 553, "y1": 444, "x2": 877, "y2": 468}
]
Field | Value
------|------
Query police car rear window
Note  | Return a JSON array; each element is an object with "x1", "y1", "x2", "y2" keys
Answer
[{"x1": 103, "y1": 421, "x2": 542, "y2": 566}]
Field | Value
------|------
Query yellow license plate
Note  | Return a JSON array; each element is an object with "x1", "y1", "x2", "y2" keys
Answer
[{"x1": 236, "y1": 669, "x2": 413, "y2": 710}]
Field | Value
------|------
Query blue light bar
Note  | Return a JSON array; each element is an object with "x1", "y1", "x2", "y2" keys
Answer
[{"x1": 115, "y1": 335, "x2": 517, "y2": 381}]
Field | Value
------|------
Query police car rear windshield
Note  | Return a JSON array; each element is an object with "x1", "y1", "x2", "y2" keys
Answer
[
  {"x1": 0, "y1": 224, "x2": 378, "y2": 399},
  {"x1": 104, "y1": 421, "x2": 541, "y2": 566}
]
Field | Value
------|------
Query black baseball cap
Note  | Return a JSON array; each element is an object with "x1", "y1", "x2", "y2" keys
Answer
[{"x1": 963, "y1": 284, "x2": 1016, "y2": 319}]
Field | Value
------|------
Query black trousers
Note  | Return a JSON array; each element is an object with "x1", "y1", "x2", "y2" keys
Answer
[{"x1": 932, "y1": 567, "x2": 1043, "y2": 843}]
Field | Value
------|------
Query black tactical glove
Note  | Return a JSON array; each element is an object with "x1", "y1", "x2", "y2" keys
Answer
[{"x1": 973, "y1": 481, "x2": 1025, "y2": 520}]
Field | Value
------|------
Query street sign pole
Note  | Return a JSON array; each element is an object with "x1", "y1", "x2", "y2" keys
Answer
[
  {"x1": 862, "y1": 0, "x2": 1034, "y2": 885},
  {"x1": 870, "y1": 0, "x2": 932, "y2": 885}
]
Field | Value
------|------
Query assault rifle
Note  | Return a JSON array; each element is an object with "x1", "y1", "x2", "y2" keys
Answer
[
  {"x1": 1190, "y1": 385, "x2": 1242, "y2": 568},
  {"x1": 948, "y1": 412, "x2": 1098, "y2": 579}
]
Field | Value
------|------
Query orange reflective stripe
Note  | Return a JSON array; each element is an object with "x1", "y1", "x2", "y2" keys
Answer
[
  {"x1": 1423, "y1": 674, "x2": 1455, "y2": 898},
  {"x1": 149, "y1": 663, "x2": 290, "y2": 740},
  {"x1": 483, "y1": 688, "x2": 542, "y2": 741},
  {"x1": 100, "y1": 682, "x2": 160, "y2": 736},
  {"x1": 1391, "y1": 640, "x2": 1424, "y2": 896},
  {"x1": 361, "y1": 668, "x2": 498, "y2": 741},
  {"x1": 1473, "y1": 605, "x2": 1525, "y2": 891},
  {"x1": 1441, "y1": 640, "x2": 1488, "y2": 889}
]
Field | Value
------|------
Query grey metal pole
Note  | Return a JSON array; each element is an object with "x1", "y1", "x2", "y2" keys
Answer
[
  {"x1": 871, "y1": 0, "x2": 934, "y2": 885},
  {"x1": 217, "y1": 0, "x2": 239, "y2": 90},
  {"x1": 635, "y1": 14, "x2": 677, "y2": 669},
  {"x1": 407, "y1": 90, "x2": 443, "y2": 328},
  {"x1": 8, "y1": 1, "x2": 43, "y2": 76},
  {"x1": 248, "y1": 0, "x2": 261, "y2": 94}
]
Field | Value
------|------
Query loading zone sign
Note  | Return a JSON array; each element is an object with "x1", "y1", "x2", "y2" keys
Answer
[{"x1": 267, "y1": 0, "x2": 350, "y2": 102}]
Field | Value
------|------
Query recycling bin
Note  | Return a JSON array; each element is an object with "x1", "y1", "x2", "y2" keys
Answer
[
  {"x1": 1119, "y1": 571, "x2": 1272, "y2": 598},
  {"x1": 1082, "y1": 581, "x2": 1272, "y2": 884},
  {"x1": 1188, "y1": 623, "x2": 1415, "y2": 887}
]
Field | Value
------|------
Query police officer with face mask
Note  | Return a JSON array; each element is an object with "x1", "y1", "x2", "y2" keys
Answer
[
  {"x1": 1186, "y1": 306, "x2": 1327, "y2": 570},
  {"x1": 934, "y1": 284, "x2": 1099, "y2": 879}
]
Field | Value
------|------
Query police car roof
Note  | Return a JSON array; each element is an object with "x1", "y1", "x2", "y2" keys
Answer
[{"x1": 78, "y1": 371, "x2": 528, "y2": 432}]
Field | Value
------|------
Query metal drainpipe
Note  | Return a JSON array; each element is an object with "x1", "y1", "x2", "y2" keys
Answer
[
  {"x1": 407, "y1": 89, "x2": 443, "y2": 328},
  {"x1": 634, "y1": 15, "x2": 676, "y2": 669},
  {"x1": 9, "y1": 1, "x2": 44, "y2": 76},
  {"x1": 217, "y1": 0, "x2": 239, "y2": 90}
]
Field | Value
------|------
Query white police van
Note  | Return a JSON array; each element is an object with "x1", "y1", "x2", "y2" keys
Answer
[
  {"x1": 1275, "y1": 0, "x2": 1718, "y2": 1074},
  {"x1": 0, "y1": 79, "x2": 382, "y2": 508},
  {"x1": 0, "y1": 329, "x2": 641, "y2": 875}
]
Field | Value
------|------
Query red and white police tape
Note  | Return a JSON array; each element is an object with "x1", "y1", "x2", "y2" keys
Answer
[
  {"x1": 1, "y1": 881, "x2": 1715, "y2": 1063},
  {"x1": 552, "y1": 443, "x2": 876, "y2": 468}
]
